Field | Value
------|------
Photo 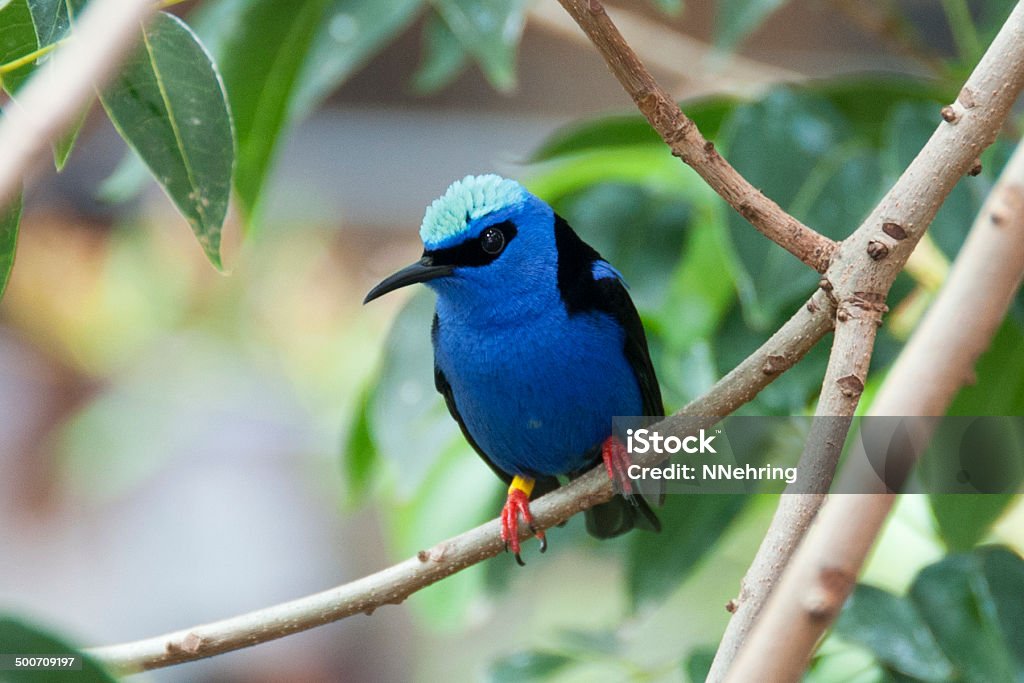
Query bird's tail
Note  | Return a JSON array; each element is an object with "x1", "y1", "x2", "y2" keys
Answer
[{"x1": 584, "y1": 494, "x2": 660, "y2": 539}]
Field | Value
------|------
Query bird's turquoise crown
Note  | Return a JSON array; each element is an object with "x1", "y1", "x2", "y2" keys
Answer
[{"x1": 420, "y1": 174, "x2": 528, "y2": 250}]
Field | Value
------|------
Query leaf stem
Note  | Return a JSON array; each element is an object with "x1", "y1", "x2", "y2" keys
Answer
[{"x1": 0, "y1": 41, "x2": 63, "y2": 75}]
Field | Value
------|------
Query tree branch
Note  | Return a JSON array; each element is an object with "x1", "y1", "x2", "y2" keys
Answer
[
  {"x1": 710, "y1": 4, "x2": 1024, "y2": 679},
  {"x1": 0, "y1": 0, "x2": 155, "y2": 212},
  {"x1": 553, "y1": 0, "x2": 836, "y2": 273},
  {"x1": 87, "y1": 293, "x2": 832, "y2": 674},
  {"x1": 726, "y1": 116, "x2": 1024, "y2": 683}
]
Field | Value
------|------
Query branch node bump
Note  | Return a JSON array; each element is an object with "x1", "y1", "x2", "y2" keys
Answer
[
  {"x1": 166, "y1": 633, "x2": 205, "y2": 656},
  {"x1": 726, "y1": 599, "x2": 739, "y2": 613},
  {"x1": 803, "y1": 566, "x2": 856, "y2": 620},
  {"x1": 836, "y1": 375, "x2": 865, "y2": 398},
  {"x1": 762, "y1": 354, "x2": 786, "y2": 375},
  {"x1": 850, "y1": 291, "x2": 888, "y2": 312},
  {"x1": 940, "y1": 105, "x2": 959, "y2": 123},
  {"x1": 866, "y1": 240, "x2": 890, "y2": 260},
  {"x1": 969, "y1": 158, "x2": 983, "y2": 176},
  {"x1": 882, "y1": 221, "x2": 908, "y2": 240},
  {"x1": 586, "y1": 0, "x2": 606, "y2": 16},
  {"x1": 417, "y1": 550, "x2": 429, "y2": 562}
]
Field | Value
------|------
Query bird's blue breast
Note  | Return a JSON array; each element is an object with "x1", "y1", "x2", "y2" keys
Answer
[{"x1": 433, "y1": 303, "x2": 644, "y2": 478}]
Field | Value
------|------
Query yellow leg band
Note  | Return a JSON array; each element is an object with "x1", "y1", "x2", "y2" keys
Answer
[{"x1": 509, "y1": 475, "x2": 535, "y2": 497}]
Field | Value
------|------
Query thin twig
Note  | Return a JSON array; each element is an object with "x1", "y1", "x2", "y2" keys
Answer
[
  {"x1": 720, "y1": 6, "x2": 1024, "y2": 681},
  {"x1": 553, "y1": 0, "x2": 836, "y2": 273},
  {"x1": 0, "y1": 0, "x2": 154, "y2": 212},
  {"x1": 679, "y1": 289, "x2": 833, "y2": 416},
  {"x1": 727, "y1": 130, "x2": 1024, "y2": 683}
]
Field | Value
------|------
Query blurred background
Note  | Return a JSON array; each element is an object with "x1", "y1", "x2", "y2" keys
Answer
[{"x1": 2, "y1": 0, "x2": 1024, "y2": 681}]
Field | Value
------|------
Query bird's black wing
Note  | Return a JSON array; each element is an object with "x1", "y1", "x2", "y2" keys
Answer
[
  {"x1": 433, "y1": 314, "x2": 560, "y2": 497},
  {"x1": 552, "y1": 214, "x2": 664, "y2": 418},
  {"x1": 592, "y1": 276, "x2": 664, "y2": 418},
  {"x1": 552, "y1": 213, "x2": 665, "y2": 536}
]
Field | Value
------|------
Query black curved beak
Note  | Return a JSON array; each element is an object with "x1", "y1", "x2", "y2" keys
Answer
[{"x1": 363, "y1": 255, "x2": 454, "y2": 304}]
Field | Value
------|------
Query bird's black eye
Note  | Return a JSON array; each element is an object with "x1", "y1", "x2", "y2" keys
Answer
[{"x1": 480, "y1": 226, "x2": 505, "y2": 254}]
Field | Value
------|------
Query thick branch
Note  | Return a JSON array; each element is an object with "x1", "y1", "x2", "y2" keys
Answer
[
  {"x1": 711, "y1": 4, "x2": 1024, "y2": 679},
  {"x1": 0, "y1": 0, "x2": 154, "y2": 211},
  {"x1": 706, "y1": 310, "x2": 873, "y2": 681},
  {"x1": 553, "y1": 0, "x2": 836, "y2": 272},
  {"x1": 88, "y1": 293, "x2": 832, "y2": 673},
  {"x1": 727, "y1": 127, "x2": 1024, "y2": 683}
]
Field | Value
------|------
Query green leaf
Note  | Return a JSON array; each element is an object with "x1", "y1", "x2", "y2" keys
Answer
[
  {"x1": 718, "y1": 89, "x2": 851, "y2": 329},
  {"x1": 685, "y1": 647, "x2": 716, "y2": 683},
  {"x1": 909, "y1": 547, "x2": 1024, "y2": 681},
  {"x1": 974, "y1": 0, "x2": 1018, "y2": 53},
  {"x1": 650, "y1": 0, "x2": 683, "y2": 16},
  {"x1": 929, "y1": 327, "x2": 1024, "y2": 548},
  {"x1": 835, "y1": 585, "x2": 955, "y2": 682},
  {"x1": 430, "y1": 0, "x2": 526, "y2": 92},
  {"x1": 391, "y1": 442, "x2": 494, "y2": 626},
  {"x1": 53, "y1": 108, "x2": 84, "y2": 171},
  {"x1": 713, "y1": 0, "x2": 791, "y2": 51},
  {"x1": 663, "y1": 205, "x2": 734, "y2": 350},
  {"x1": 100, "y1": 11, "x2": 234, "y2": 269},
  {"x1": 412, "y1": 9, "x2": 469, "y2": 94},
  {"x1": 0, "y1": 191, "x2": 20, "y2": 300},
  {"x1": 930, "y1": 494, "x2": 1016, "y2": 551},
  {"x1": 27, "y1": 0, "x2": 87, "y2": 168},
  {"x1": 194, "y1": 0, "x2": 422, "y2": 222},
  {"x1": 291, "y1": 0, "x2": 424, "y2": 118},
  {"x1": 0, "y1": 616, "x2": 115, "y2": 682},
  {"x1": 26, "y1": 0, "x2": 70, "y2": 48},
  {"x1": 555, "y1": 182, "x2": 691, "y2": 310},
  {"x1": 627, "y1": 494, "x2": 748, "y2": 607},
  {"x1": 342, "y1": 384, "x2": 378, "y2": 505},
  {"x1": 0, "y1": 0, "x2": 38, "y2": 94},
  {"x1": 530, "y1": 98, "x2": 736, "y2": 163},
  {"x1": 488, "y1": 651, "x2": 573, "y2": 683},
  {"x1": 368, "y1": 290, "x2": 462, "y2": 496},
  {"x1": 97, "y1": 148, "x2": 151, "y2": 203},
  {"x1": 196, "y1": 0, "x2": 328, "y2": 221},
  {"x1": 835, "y1": 548, "x2": 1024, "y2": 683},
  {"x1": 949, "y1": 319, "x2": 1024, "y2": 415}
]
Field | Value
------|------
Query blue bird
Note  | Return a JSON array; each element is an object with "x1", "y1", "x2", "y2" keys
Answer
[{"x1": 365, "y1": 174, "x2": 662, "y2": 563}]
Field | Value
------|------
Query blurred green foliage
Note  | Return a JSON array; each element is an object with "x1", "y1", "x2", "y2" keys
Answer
[{"x1": 835, "y1": 546, "x2": 1024, "y2": 682}]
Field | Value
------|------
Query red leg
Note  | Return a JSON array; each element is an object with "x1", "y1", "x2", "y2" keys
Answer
[
  {"x1": 602, "y1": 435, "x2": 634, "y2": 496},
  {"x1": 500, "y1": 476, "x2": 546, "y2": 565}
]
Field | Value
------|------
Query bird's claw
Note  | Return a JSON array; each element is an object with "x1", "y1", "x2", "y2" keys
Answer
[
  {"x1": 501, "y1": 488, "x2": 546, "y2": 565},
  {"x1": 603, "y1": 436, "x2": 635, "y2": 498}
]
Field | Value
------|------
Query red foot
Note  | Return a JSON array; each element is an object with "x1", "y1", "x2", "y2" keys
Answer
[
  {"x1": 500, "y1": 489, "x2": 546, "y2": 565},
  {"x1": 603, "y1": 436, "x2": 634, "y2": 496}
]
